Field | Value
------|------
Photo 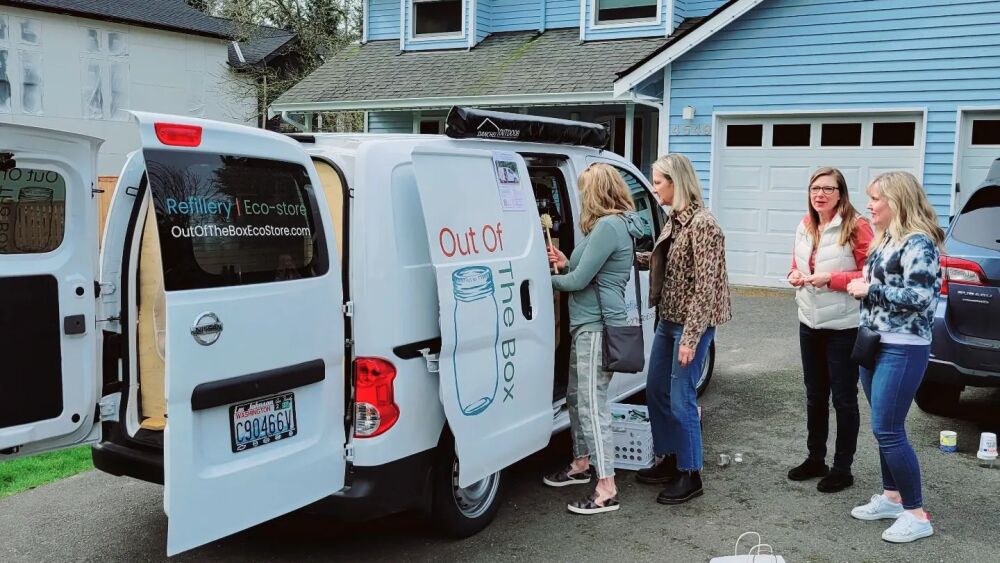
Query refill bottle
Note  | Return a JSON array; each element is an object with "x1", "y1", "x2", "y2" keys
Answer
[{"x1": 451, "y1": 266, "x2": 500, "y2": 416}]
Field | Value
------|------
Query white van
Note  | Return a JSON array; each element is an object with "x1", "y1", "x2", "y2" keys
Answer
[{"x1": 0, "y1": 109, "x2": 714, "y2": 556}]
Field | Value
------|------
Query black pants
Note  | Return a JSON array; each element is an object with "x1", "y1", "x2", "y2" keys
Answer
[{"x1": 799, "y1": 323, "x2": 860, "y2": 472}]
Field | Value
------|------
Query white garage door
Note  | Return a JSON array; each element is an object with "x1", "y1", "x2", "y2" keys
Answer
[
  {"x1": 957, "y1": 112, "x2": 1000, "y2": 212},
  {"x1": 714, "y1": 115, "x2": 923, "y2": 287}
]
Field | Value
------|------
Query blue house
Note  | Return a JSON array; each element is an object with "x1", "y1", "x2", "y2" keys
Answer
[
  {"x1": 273, "y1": 0, "x2": 1000, "y2": 286},
  {"x1": 271, "y1": 0, "x2": 728, "y2": 173}
]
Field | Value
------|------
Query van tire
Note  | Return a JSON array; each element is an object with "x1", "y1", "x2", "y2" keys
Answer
[
  {"x1": 914, "y1": 380, "x2": 962, "y2": 416},
  {"x1": 430, "y1": 441, "x2": 504, "y2": 538}
]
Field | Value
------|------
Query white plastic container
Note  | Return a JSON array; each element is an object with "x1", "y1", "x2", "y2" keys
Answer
[{"x1": 610, "y1": 403, "x2": 654, "y2": 470}]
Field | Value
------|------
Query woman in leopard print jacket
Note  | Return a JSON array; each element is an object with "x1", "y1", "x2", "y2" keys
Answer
[{"x1": 634, "y1": 153, "x2": 732, "y2": 505}]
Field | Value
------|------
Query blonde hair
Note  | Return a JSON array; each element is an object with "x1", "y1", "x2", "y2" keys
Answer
[
  {"x1": 652, "y1": 153, "x2": 704, "y2": 212},
  {"x1": 866, "y1": 171, "x2": 945, "y2": 253},
  {"x1": 806, "y1": 167, "x2": 866, "y2": 249},
  {"x1": 578, "y1": 163, "x2": 635, "y2": 235}
]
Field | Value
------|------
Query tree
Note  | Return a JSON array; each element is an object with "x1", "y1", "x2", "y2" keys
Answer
[{"x1": 191, "y1": 0, "x2": 363, "y2": 131}]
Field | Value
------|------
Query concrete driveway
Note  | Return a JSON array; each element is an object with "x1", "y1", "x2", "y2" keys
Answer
[{"x1": 2, "y1": 292, "x2": 998, "y2": 562}]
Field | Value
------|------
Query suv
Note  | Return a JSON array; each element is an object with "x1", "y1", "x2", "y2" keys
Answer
[{"x1": 916, "y1": 159, "x2": 1000, "y2": 415}]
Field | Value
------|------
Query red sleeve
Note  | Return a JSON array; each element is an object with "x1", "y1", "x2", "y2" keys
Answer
[{"x1": 829, "y1": 219, "x2": 874, "y2": 292}]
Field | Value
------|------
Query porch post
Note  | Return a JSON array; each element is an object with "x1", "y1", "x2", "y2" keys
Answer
[
  {"x1": 624, "y1": 103, "x2": 635, "y2": 164},
  {"x1": 412, "y1": 110, "x2": 422, "y2": 133},
  {"x1": 304, "y1": 112, "x2": 314, "y2": 132},
  {"x1": 658, "y1": 65, "x2": 672, "y2": 157}
]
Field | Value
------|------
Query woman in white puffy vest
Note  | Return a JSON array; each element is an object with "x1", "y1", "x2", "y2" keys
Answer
[{"x1": 786, "y1": 167, "x2": 873, "y2": 493}]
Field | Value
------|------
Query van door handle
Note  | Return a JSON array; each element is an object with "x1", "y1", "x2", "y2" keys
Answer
[{"x1": 519, "y1": 280, "x2": 533, "y2": 320}]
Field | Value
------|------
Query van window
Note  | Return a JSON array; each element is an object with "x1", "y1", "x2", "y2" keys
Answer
[
  {"x1": 612, "y1": 165, "x2": 659, "y2": 250},
  {"x1": 0, "y1": 167, "x2": 65, "y2": 254},
  {"x1": 144, "y1": 149, "x2": 327, "y2": 291}
]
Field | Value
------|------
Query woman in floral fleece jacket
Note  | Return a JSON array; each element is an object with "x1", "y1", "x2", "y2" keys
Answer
[{"x1": 846, "y1": 171, "x2": 945, "y2": 544}]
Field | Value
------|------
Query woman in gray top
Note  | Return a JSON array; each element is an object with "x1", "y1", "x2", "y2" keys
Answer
[{"x1": 541, "y1": 163, "x2": 646, "y2": 515}]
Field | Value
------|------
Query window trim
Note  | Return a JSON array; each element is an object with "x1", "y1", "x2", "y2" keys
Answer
[
  {"x1": 970, "y1": 118, "x2": 1000, "y2": 147},
  {"x1": 590, "y1": 0, "x2": 662, "y2": 29},
  {"x1": 409, "y1": 0, "x2": 466, "y2": 41}
]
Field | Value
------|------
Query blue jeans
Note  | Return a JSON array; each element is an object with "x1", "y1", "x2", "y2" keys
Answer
[
  {"x1": 859, "y1": 343, "x2": 930, "y2": 510},
  {"x1": 799, "y1": 324, "x2": 860, "y2": 472},
  {"x1": 646, "y1": 320, "x2": 715, "y2": 471}
]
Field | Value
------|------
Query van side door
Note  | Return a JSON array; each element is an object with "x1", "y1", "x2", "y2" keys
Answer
[{"x1": 411, "y1": 144, "x2": 555, "y2": 487}]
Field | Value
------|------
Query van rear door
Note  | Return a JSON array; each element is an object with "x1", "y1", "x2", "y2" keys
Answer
[
  {"x1": 0, "y1": 124, "x2": 103, "y2": 458},
  {"x1": 411, "y1": 144, "x2": 555, "y2": 487},
  {"x1": 132, "y1": 113, "x2": 347, "y2": 555}
]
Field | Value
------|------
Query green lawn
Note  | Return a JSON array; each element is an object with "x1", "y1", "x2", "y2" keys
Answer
[{"x1": 0, "y1": 446, "x2": 93, "y2": 498}]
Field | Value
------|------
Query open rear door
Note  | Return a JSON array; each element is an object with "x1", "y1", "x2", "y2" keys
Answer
[
  {"x1": 131, "y1": 113, "x2": 347, "y2": 555},
  {"x1": 0, "y1": 125, "x2": 102, "y2": 458},
  {"x1": 412, "y1": 145, "x2": 554, "y2": 487}
]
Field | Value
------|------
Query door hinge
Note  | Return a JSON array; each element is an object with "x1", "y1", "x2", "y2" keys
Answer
[
  {"x1": 344, "y1": 444, "x2": 354, "y2": 462},
  {"x1": 95, "y1": 281, "x2": 116, "y2": 297},
  {"x1": 419, "y1": 348, "x2": 440, "y2": 374},
  {"x1": 341, "y1": 301, "x2": 354, "y2": 317},
  {"x1": 99, "y1": 392, "x2": 121, "y2": 421}
]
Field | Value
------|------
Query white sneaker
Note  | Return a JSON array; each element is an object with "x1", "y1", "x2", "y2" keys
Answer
[
  {"x1": 882, "y1": 511, "x2": 934, "y2": 543},
  {"x1": 851, "y1": 494, "x2": 905, "y2": 521}
]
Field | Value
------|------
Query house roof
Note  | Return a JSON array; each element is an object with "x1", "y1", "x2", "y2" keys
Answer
[
  {"x1": 228, "y1": 25, "x2": 297, "y2": 68},
  {"x1": 272, "y1": 23, "x2": 702, "y2": 111},
  {"x1": 0, "y1": 0, "x2": 232, "y2": 39},
  {"x1": 1, "y1": 0, "x2": 296, "y2": 68}
]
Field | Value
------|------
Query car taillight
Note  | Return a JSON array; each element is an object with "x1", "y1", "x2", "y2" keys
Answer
[
  {"x1": 353, "y1": 357, "x2": 399, "y2": 438},
  {"x1": 154, "y1": 123, "x2": 202, "y2": 147},
  {"x1": 941, "y1": 256, "x2": 986, "y2": 296}
]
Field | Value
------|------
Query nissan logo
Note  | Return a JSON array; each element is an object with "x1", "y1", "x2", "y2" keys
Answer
[{"x1": 190, "y1": 312, "x2": 223, "y2": 346}]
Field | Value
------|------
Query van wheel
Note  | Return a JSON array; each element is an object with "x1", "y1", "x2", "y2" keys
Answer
[
  {"x1": 915, "y1": 380, "x2": 962, "y2": 416},
  {"x1": 695, "y1": 341, "x2": 716, "y2": 398},
  {"x1": 430, "y1": 443, "x2": 503, "y2": 538}
]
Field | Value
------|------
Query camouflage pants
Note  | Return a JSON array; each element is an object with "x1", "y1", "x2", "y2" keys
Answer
[{"x1": 567, "y1": 330, "x2": 615, "y2": 479}]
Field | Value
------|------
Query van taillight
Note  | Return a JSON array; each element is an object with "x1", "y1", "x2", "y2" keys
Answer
[
  {"x1": 353, "y1": 357, "x2": 399, "y2": 438},
  {"x1": 941, "y1": 256, "x2": 986, "y2": 296},
  {"x1": 154, "y1": 123, "x2": 202, "y2": 147}
]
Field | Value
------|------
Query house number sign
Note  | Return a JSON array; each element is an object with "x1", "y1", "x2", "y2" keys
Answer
[{"x1": 671, "y1": 124, "x2": 712, "y2": 136}]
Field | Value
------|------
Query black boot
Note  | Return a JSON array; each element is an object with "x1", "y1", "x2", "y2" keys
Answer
[
  {"x1": 656, "y1": 470, "x2": 703, "y2": 505},
  {"x1": 787, "y1": 457, "x2": 829, "y2": 481},
  {"x1": 636, "y1": 454, "x2": 678, "y2": 484}
]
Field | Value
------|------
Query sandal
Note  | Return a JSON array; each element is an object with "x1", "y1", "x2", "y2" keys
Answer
[
  {"x1": 567, "y1": 492, "x2": 620, "y2": 515},
  {"x1": 542, "y1": 465, "x2": 593, "y2": 488}
]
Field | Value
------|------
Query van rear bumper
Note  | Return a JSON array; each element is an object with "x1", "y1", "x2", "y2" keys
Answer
[
  {"x1": 92, "y1": 439, "x2": 165, "y2": 485},
  {"x1": 307, "y1": 448, "x2": 437, "y2": 521}
]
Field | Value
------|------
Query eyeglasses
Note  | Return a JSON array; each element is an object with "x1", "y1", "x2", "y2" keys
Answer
[{"x1": 809, "y1": 186, "x2": 838, "y2": 195}]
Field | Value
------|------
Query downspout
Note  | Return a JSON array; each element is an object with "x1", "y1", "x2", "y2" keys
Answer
[{"x1": 539, "y1": 0, "x2": 546, "y2": 33}]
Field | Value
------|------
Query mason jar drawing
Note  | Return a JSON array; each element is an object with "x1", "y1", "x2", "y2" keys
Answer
[
  {"x1": 14, "y1": 186, "x2": 54, "y2": 252},
  {"x1": 451, "y1": 266, "x2": 501, "y2": 416}
]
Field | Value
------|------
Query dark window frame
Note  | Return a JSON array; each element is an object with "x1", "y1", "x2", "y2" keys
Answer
[
  {"x1": 872, "y1": 121, "x2": 916, "y2": 147},
  {"x1": 412, "y1": 0, "x2": 464, "y2": 37},
  {"x1": 771, "y1": 123, "x2": 811, "y2": 147},
  {"x1": 725, "y1": 124, "x2": 764, "y2": 148},
  {"x1": 971, "y1": 119, "x2": 1000, "y2": 146},
  {"x1": 595, "y1": 0, "x2": 659, "y2": 24},
  {"x1": 820, "y1": 123, "x2": 863, "y2": 147}
]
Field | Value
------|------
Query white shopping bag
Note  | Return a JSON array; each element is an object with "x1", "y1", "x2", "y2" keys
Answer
[{"x1": 709, "y1": 532, "x2": 787, "y2": 563}]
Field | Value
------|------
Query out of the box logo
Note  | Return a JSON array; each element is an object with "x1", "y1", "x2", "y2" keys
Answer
[{"x1": 190, "y1": 312, "x2": 223, "y2": 346}]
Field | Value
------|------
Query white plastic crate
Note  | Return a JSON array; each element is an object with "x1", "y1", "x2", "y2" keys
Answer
[{"x1": 610, "y1": 402, "x2": 654, "y2": 470}]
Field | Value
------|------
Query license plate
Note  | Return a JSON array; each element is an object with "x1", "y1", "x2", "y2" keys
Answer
[{"x1": 229, "y1": 393, "x2": 297, "y2": 453}]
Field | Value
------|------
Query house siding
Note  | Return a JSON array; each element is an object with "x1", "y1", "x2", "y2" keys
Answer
[
  {"x1": 668, "y1": 0, "x2": 1000, "y2": 222},
  {"x1": 368, "y1": 0, "x2": 401, "y2": 41},
  {"x1": 367, "y1": 111, "x2": 414, "y2": 133},
  {"x1": 492, "y1": 0, "x2": 541, "y2": 33},
  {"x1": 583, "y1": 0, "x2": 669, "y2": 41},
  {"x1": 476, "y1": 0, "x2": 493, "y2": 42},
  {"x1": 682, "y1": 0, "x2": 726, "y2": 18}
]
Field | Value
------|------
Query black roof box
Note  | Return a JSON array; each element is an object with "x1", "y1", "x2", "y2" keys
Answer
[{"x1": 445, "y1": 106, "x2": 609, "y2": 149}]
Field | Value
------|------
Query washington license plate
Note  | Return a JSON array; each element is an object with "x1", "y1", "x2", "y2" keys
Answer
[{"x1": 229, "y1": 393, "x2": 297, "y2": 453}]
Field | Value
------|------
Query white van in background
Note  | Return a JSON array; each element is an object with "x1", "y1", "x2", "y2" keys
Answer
[{"x1": 0, "y1": 108, "x2": 714, "y2": 556}]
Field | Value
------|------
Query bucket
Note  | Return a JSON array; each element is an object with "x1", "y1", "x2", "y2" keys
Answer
[
  {"x1": 939, "y1": 430, "x2": 957, "y2": 453},
  {"x1": 977, "y1": 432, "x2": 997, "y2": 462}
]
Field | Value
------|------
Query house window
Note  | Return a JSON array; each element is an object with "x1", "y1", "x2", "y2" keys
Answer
[
  {"x1": 413, "y1": 0, "x2": 463, "y2": 36},
  {"x1": 772, "y1": 124, "x2": 810, "y2": 147},
  {"x1": 596, "y1": 0, "x2": 658, "y2": 24},
  {"x1": 971, "y1": 120, "x2": 1000, "y2": 145},
  {"x1": 419, "y1": 119, "x2": 443, "y2": 134},
  {"x1": 80, "y1": 28, "x2": 129, "y2": 121},
  {"x1": 726, "y1": 124, "x2": 763, "y2": 147},
  {"x1": 872, "y1": 122, "x2": 915, "y2": 146},
  {"x1": 820, "y1": 123, "x2": 861, "y2": 147}
]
